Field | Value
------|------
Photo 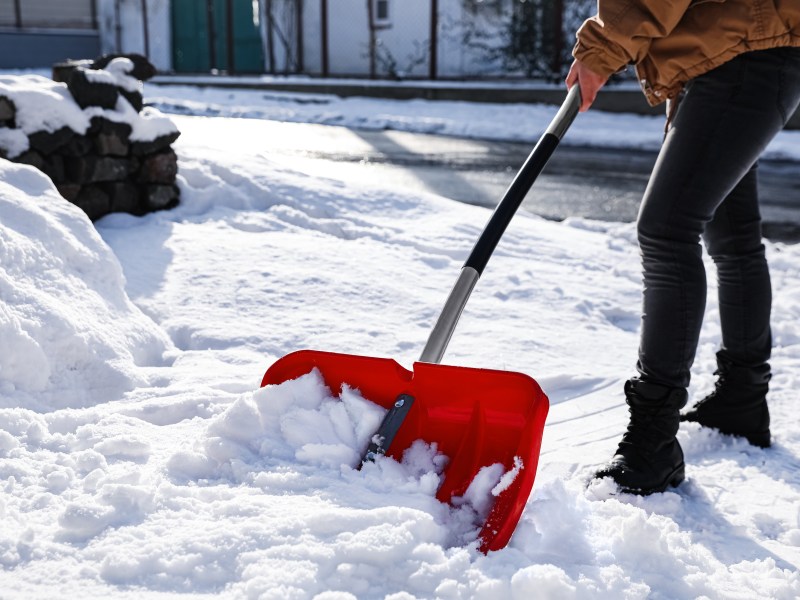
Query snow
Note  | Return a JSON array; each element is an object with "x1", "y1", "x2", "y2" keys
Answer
[
  {"x1": 0, "y1": 160, "x2": 172, "y2": 404},
  {"x1": 0, "y1": 72, "x2": 177, "y2": 159},
  {"x1": 144, "y1": 82, "x2": 800, "y2": 160},
  {"x1": 92, "y1": 58, "x2": 143, "y2": 94},
  {"x1": 1, "y1": 79, "x2": 800, "y2": 598}
]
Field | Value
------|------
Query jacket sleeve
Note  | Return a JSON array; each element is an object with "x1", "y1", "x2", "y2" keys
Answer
[{"x1": 573, "y1": 0, "x2": 695, "y2": 77}]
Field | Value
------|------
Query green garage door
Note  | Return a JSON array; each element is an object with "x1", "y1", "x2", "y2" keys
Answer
[{"x1": 172, "y1": 0, "x2": 264, "y2": 73}]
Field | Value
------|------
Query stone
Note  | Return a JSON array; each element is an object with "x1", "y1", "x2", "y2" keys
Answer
[
  {"x1": 92, "y1": 119, "x2": 132, "y2": 156},
  {"x1": 102, "y1": 182, "x2": 143, "y2": 215},
  {"x1": 29, "y1": 126, "x2": 75, "y2": 155},
  {"x1": 66, "y1": 155, "x2": 137, "y2": 184},
  {"x1": 67, "y1": 68, "x2": 119, "y2": 110},
  {"x1": 42, "y1": 154, "x2": 66, "y2": 184},
  {"x1": 92, "y1": 53, "x2": 157, "y2": 81},
  {"x1": 15, "y1": 150, "x2": 45, "y2": 170},
  {"x1": 0, "y1": 95, "x2": 15, "y2": 125},
  {"x1": 59, "y1": 135, "x2": 94, "y2": 157},
  {"x1": 52, "y1": 59, "x2": 93, "y2": 83},
  {"x1": 95, "y1": 131, "x2": 130, "y2": 156},
  {"x1": 138, "y1": 149, "x2": 177, "y2": 184},
  {"x1": 130, "y1": 131, "x2": 181, "y2": 156},
  {"x1": 73, "y1": 185, "x2": 111, "y2": 221},
  {"x1": 143, "y1": 184, "x2": 180, "y2": 211},
  {"x1": 56, "y1": 183, "x2": 81, "y2": 202},
  {"x1": 119, "y1": 88, "x2": 144, "y2": 112}
]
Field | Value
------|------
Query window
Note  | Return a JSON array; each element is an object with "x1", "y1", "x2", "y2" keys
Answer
[{"x1": 373, "y1": 0, "x2": 390, "y2": 25}]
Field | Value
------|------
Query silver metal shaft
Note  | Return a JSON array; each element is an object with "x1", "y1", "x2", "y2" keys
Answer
[
  {"x1": 418, "y1": 266, "x2": 479, "y2": 364},
  {"x1": 547, "y1": 85, "x2": 581, "y2": 140}
]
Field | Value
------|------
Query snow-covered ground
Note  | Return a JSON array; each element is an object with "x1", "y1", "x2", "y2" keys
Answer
[
  {"x1": 2, "y1": 80, "x2": 800, "y2": 599},
  {"x1": 143, "y1": 82, "x2": 800, "y2": 160}
]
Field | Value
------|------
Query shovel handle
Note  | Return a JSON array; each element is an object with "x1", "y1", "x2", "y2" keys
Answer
[
  {"x1": 466, "y1": 84, "x2": 582, "y2": 275},
  {"x1": 419, "y1": 86, "x2": 582, "y2": 364}
]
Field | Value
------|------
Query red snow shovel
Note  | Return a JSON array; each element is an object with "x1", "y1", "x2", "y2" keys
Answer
[{"x1": 262, "y1": 86, "x2": 582, "y2": 553}]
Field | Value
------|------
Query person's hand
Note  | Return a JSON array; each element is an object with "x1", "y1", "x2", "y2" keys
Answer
[{"x1": 565, "y1": 60, "x2": 608, "y2": 112}]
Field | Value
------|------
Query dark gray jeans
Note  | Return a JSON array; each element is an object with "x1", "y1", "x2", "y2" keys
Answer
[{"x1": 636, "y1": 46, "x2": 800, "y2": 389}]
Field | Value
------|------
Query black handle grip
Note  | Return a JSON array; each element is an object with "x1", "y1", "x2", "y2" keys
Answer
[
  {"x1": 361, "y1": 393, "x2": 416, "y2": 464},
  {"x1": 464, "y1": 132, "x2": 561, "y2": 274}
]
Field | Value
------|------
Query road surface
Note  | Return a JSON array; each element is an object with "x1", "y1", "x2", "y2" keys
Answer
[{"x1": 181, "y1": 116, "x2": 800, "y2": 241}]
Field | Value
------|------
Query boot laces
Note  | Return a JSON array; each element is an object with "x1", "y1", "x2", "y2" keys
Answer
[
  {"x1": 696, "y1": 366, "x2": 727, "y2": 407},
  {"x1": 620, "y1": 397, "x2": 674, "y2": 453},
  {"x1": 617, "y1": 379, "x2": 686, "y2": 452}
]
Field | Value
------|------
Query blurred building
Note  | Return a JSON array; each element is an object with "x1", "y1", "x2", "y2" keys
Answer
[
  {"x1": 168, "y1": 0, "x2": 586, "y2": 81},
  {"x1": 0, "y1": 0, "x2": 101, "y2": 68},
  {"x1": 1, "y1": 1, "x2": 592, "y2": 80}
]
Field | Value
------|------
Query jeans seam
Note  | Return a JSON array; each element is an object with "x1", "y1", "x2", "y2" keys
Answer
[
  {"x1": 720, "y1": 201, "x2": 749, "y2": 360},
  {"x1": 777, "y1": 51, "x2": 787, "y2": 124},
  {"x1": 676, "y1": 78, "x2": 740, "y2": 381}
]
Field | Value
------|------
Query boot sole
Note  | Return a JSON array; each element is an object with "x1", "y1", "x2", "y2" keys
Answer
[{"x1": 618, "y1": 464, "x2": 685, "y2": 496}]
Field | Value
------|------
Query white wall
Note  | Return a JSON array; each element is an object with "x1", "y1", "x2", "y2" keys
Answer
[
  {"x1": 302, "y1": 0, "x2": 513, "y2": 79},
  {"x1": 300, "y1": 0, "x2": 323, "y2": 73},
  {"x1": 327, "y1": 0, "x2": 371, "y2": 76},
  {"x1": 264, "y1": 0, "x2": 301, "y2": 74},
  {"x1": 369, "y1": 0, "x2": 431, "y2": 78},
  {"x1": 437, "y1": 1, "x2": 510, "y2": 78},
  {"x1": 97, "y1": 0, "x2": 171, "y2": 71},
  {"x1": 304, "y1": 0, "x2": 431, "y2": 78}
]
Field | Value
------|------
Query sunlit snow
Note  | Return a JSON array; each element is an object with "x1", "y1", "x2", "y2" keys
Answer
[{"x1": 1, "y1": 80, "x2": 799, "y2": 599}]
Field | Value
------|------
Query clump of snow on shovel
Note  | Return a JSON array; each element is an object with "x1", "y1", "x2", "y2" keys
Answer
[
  {"x1": 268, "y1": 371, "x2": 388, "y2": 468},
  {"x1": 449, "y1": 456, "x2": 524, "y2": 543},
  {"x1": 168, "y1": 369, "x2": 450, "y2": 484},
  {"x1": 167, "y1": 369, "x2": 391, "y2": 479},
  {"x1": 167, "y1": 369, "x2": 521, "y2": 546}
]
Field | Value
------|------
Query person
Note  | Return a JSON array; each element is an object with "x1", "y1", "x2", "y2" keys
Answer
[{"x1": 565, "y1": 0, "x2": 800, "y2": 495}]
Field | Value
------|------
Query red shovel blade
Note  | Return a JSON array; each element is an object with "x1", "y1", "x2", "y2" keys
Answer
[{"x1": 262, "y1": 350, "x2": 549, "y2": 553}]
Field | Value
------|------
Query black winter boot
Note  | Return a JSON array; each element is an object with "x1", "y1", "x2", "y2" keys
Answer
[
  {"x1": 681, "y1": 352, "x2": 771, "y2": 448},
  {"x1": 595, "y1": 379, "x2": 688, "y2": 495}
]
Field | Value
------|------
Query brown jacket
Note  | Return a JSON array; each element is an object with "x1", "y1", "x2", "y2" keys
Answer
[{"x1": 574, "y1": 0, "x2": 800, "y2": 106}]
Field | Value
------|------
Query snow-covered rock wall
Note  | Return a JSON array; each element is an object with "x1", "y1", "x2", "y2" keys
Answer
[{"x1": 0, "y1": 55, "x2": 180, "y2": 221}]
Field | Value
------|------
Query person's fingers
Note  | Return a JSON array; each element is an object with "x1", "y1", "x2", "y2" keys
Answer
[
  {"x1": 566, "y1": 60, "x2": 608, "y2": 112},
  {"x1": 578, "y1": 72, "x2": 597, "y2": 112},
  {"x1": 565, "y1": 62, "x2": 579, "y2": 88}
]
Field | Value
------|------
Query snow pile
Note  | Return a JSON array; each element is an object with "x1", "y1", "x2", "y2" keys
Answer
[
  {"x1": 0, "y1": 159, "x2": 172, "y2": 408},
  {"x1": 167, "y1": 368, "x2": 508, "y2": 548},
  {"x1": 0, "y1": 95, "x2": 799, "y2": 597}
]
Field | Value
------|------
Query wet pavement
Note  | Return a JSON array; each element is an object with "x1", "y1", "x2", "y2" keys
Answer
[{"x1": 254, "y1": 121, "x2": 800, "y2": 242}]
